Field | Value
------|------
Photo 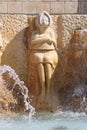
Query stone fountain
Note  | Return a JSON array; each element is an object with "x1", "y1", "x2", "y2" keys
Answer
[{"x1": 0, "y1": 11, "x2": 87, "y2": 113}]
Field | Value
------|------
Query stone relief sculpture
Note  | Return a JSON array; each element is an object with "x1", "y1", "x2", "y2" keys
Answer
[{"x1": 28, "y1": 11, "x2": 58, "y2": 106}]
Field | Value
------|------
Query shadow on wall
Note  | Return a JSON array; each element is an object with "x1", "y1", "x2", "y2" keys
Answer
[
  {"x1": 56, "y1": 33, "x2": 87, "y2": 110},
  {"x1": 78, "y1": 0, "x2": 87, "y2": 14},
  {"x1": 1, "y1": 29, "x2": 28, "y2": 86}
]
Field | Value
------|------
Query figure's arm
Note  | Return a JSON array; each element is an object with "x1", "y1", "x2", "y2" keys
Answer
[
  {"x1": 48, "y1": 31, "x2": 58, "y2": 47},
  {"x1": 31, "y1": 34, "x2": 49, "y2": 45}
]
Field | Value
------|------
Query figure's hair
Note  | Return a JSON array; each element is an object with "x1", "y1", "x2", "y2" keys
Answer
[{"x1": 35, "y1": 11, "x2": 53, "y2": 27}]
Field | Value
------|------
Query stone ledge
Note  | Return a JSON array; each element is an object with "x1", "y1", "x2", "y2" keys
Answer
[
  {"x1": 0, "y1": 1, "x2": 87, "y2": 14},
  {"x1": 65, "y1": 2, "x2": 78, "y2": 14},
  {"x1": 0, "y1": 2, "x2": 7, "y2": 13}
]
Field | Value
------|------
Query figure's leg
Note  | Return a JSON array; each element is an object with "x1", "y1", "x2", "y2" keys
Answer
[
  {"x1": 37, "y1": 63, "x2": 45, "y2": 104},
  {"x1": 45, "y1": 63, "x2": 54, "y2": 103}
]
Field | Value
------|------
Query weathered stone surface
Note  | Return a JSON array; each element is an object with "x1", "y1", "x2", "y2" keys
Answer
[
  {"x1": 0, "y1": 0, "x2": 7, "y2": 2},
  {"x1": 0, "y1": 14, "x2": 87, "y2": 112},
  {"x1": 36, "y1": 2, "x2": 50, "y2": 13},
  {"x1": 23, "y1": 2, "x2": 37, "y2": 14},
  {"x1": 0, "y1": 14, "x2": 28, "y2": 86},
  {"x1": 79, "y1": 2, "x2": 87, "y2": 14},
  {"x1": 8, "y1": 2, "x2": 22, "y2": 13},
  {"x1": 56, "y1": 15, "x2": 87, "y2": 112},
  {"x1": 51, "y1": 2, "x2": 64, "y2": 14},
  {"x1": 28, "y1": 11, "x2": 58, "y2": 109},
  {"x1": 57, "y1": 15, "x2": 87, "y2": 48},
  {"x1": 65, "y1": 2, "x2": 78, "y2": 13},
  {"x1": 0, "y1": 2, "x2": 7, "y2": 13},
  {"x1": 0, "y1": 0, "x2": 87, "y2": 14}
]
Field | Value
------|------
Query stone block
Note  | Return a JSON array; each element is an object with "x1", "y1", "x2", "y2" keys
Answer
[
  {"x1": 8, "y1": 0, "x2": 22, "y2": 1},
  {"x1": 8, "y1": 2, "x2": 22, "y2": 13},
  {"x1": 23, "y1": 1, "x2": 50, "y2": 14},
  {"x1": 23, "y1": 2, "x2": 37, "y2": 14},
  {"x1": 36, "y1": 2, "x2": 50, "y2": 13},
  {"x1": 0, "y1": 2, "x2": 7, "y2": 13},
  {"x1": 71, "y1": 0, "x2": 78, "y2": 1},
  {"x1": 0, "y1": 0, "x2": 7, "y2": 1},
  {"x1": 65, "y1": 2, "x2": 78, "y2": 13},
  {"x1": 51, "y1": 0, "x2": 64, "y2": 1},
  {"x1": 22, "y1": 0, "x2": 43, "y2": 1},
  {"x1": 79, "y1": 2, "x2": 87, "y2": 14},
  {"x1": 79, "y1": 0, "x2": 87, "y2": 1},
  {"x1": 51, "y1": 2, "x2": 64, "y2": 14}
]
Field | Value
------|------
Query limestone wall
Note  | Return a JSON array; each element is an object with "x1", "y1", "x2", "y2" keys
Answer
[
  {"x1": 56, "y1": 15, "x2": 87, "y2": 88},
  {"x1": 0, "y1": 0, "x2": 87, "y2": 14},
  {"x1": 0, "y1": 14, "x2": 87, "y2": 111},
  {"x1": 0, "y1": 14, "x2": 28, "y2": 85},
  {"x1": 0, "y1": 14, "x2": 87, "y2": 87}
]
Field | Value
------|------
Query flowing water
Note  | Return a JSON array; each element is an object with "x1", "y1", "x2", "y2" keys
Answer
[
  {"x1": 0, "y1": 65, "x2": 35, "y2": 120},
  {"x1": 0, "y1": 65, "x2": 87, "y2": 130},
  {"x1": 0, "y1": 111, "x2": 87, "y2": 130}
]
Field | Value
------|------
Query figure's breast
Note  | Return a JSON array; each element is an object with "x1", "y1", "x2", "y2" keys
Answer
[
  {"x1": 29, "y1": 30, "x2": 56, "y2": 50},
  {"x1": 29, "y1": 42, "x2": 55, "y2": 50}
]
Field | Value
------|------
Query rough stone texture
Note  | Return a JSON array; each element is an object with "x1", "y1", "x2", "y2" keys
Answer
[
  {"x1": 0, "y1": 0, "x2": 87, "y2": 14},
  {"x1": 57, "y1": 15, "x2": 87, "y2": 88},
  {"x1": 57, "y1": 15, "x2": 87, "y2": 48},
  {"x1": 0, "y1": 14, "x2": 28, "y2": 86},
  {"x1": 27, "y1": 15, "x2": 87, "y2": 112},
  {"x1": 56, "y1": 15, "x2": 87, "y2": 112},
  {"x1": 0, "y1": 14, "x2": 87, "y2": 112}
]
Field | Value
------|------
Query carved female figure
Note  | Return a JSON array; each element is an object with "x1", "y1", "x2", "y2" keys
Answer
[{"x1": 29, "y1": 11, "x2": 58, "y2": 105}]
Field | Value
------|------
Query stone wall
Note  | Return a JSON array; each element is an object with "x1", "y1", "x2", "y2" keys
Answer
[
  {"x1": 0, "y1": 0, "x2": 87, "y2": 14},
  {"x1": 0, "y1": 14, "x2": 28, "y2": 85},
  {"x1": 0, "y1": 14, "x2": 87, "y2": 111},
  {"x1": 0, "y1": 14, "x2": 87, "y2": 86}
]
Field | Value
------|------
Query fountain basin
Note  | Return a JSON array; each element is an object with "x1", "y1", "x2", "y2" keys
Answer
[{"x1": 0, "y1": 111, "x2": 87, "y2": 130}]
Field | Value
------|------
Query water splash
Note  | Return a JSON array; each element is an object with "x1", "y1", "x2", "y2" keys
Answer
[
  {"x1": 0, "y1": 65, "x2": 35, "y2": 120},
  {"x1": 72, "y1": 84, "x2": 87, "y2": 113},
  {"x1": 53, "y1": 110, "x2": 86, "y2": 119}
]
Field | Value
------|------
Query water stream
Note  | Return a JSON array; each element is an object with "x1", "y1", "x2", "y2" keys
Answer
[
  {"x1": 0, "y1": 65, "x2": 87, "y2": 130},
  {"x1": 0, "y1": 65, "x2": 35, "y2": 120},
  {"x1": 0, "y1": 111, "x2": 87, "y2": 130}
]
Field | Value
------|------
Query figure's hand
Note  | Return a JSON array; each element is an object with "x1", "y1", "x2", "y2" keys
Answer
[{"x1": 47, "y1": 39, "x2": 53, "y2": 45}]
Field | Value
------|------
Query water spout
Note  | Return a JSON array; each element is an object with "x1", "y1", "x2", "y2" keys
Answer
[{"x1": 0, "y1": 65, "x2": 35, "y2": 119}]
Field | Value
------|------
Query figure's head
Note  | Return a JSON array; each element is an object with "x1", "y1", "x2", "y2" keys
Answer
[{"x1": 35, "y1": 11, "x2": 53, "y2": 29}]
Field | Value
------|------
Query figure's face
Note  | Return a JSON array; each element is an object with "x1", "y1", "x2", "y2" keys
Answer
[
  {"x1": 35, "y1": 11, "x2": 52, "y2": 31},
  {"x1": 40, "y1": 15, "x2": 49, "y2": 26},
  {"x1": 39, "y1": 16, "x2": 49, "y2": 31}
]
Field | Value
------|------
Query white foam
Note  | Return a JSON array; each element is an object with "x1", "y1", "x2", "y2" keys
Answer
[{"x1": 0, "y1": 65, "x2": 35, "y2": 120}]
